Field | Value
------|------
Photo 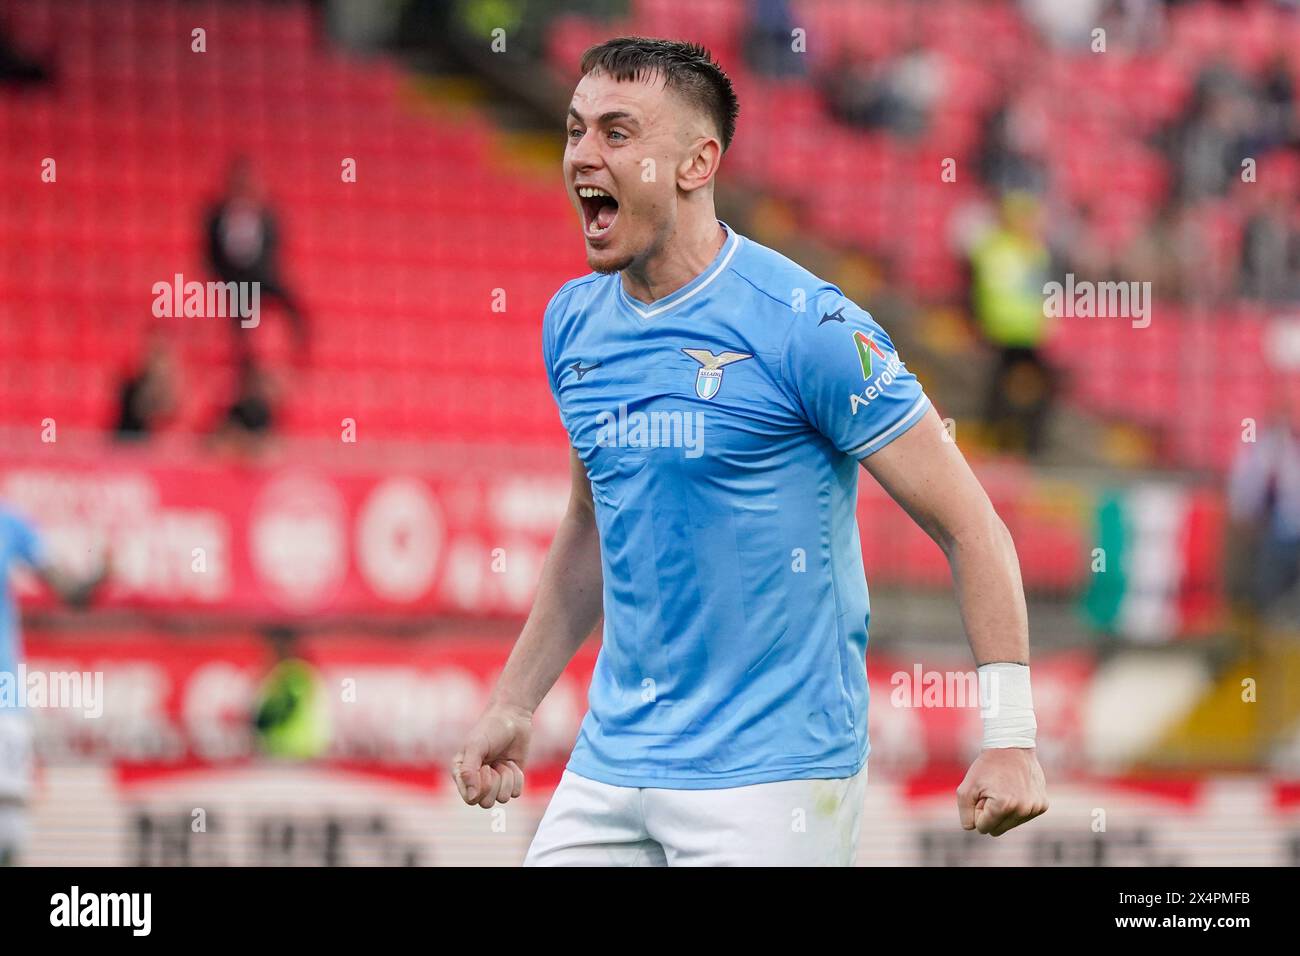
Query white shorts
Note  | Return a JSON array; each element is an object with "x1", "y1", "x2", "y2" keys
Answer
[
  {"x1": 524, "y1": 762, "x2": 868, "y2": 866},
  {"x1": 0, "y1": 804, "x2": 27, "y2": 864},
  {"x1": 0, "y1": 712, "x2": 33, "y2": 803}
]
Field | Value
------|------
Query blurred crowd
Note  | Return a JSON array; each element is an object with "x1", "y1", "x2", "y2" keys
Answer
[
  {"x1": 7, "y1": 0, "x2": 1300, "y2": 619},
  {"x1": 112, "y1": 158, "x2": 304, "y2": 455},
  {"x1": 802, "y1": 0, "x2": 1300, "y2": 457}
]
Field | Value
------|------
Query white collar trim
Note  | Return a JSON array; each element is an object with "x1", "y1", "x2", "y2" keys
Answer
[{"x1": 617, "y1": 224, "x2": 741, "y2": 320}]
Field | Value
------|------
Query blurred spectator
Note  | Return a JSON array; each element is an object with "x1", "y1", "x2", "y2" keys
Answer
[
  {"x1": 453, "y1": 0, "x2": 526, "y2": 44},
  {"x1": 977, "y1": 85, "x2": 1051, "y2": 197},
  {"x1": 252, "y1": 625, "x2": 330, "y2": 760},
  {"x1": 1249, "y1": 49, "x2": 1297, "y2": 155},
  {"x1": 968, "y1": 192, "x2": 1056, "y2": 455},
  {"x1": 1023, "y1": 0, "x2": 1165, "y2": 52},
  {"x1": 0, "y1": 28, "x2": 49, "y2": 86},
  {"x1": 1239, "y1": 171, "x2": 1300, "y2": 304},
  {"x1": 206, "y1": 157, "x2": 309, "y2": 364},
  {"x1": 1051, "y1": 199, "x2": 1111, "y2": 280},
  {"x1": 1127, "y1": 204, "x2": 1194, "y2": 301},
  {"x1": 209, "y1": 358, "x2": 277, "y2": 454},
  {"x1": 1167, "y1": 61, "x2": 1255, "y2": 202},
  {"x1": 1020, "y1": 0, "x2": 1107, "y2": 48},
  {"x1": 822, "y1": 42, "x2": 944, "y2": 138},
  {"x1": 821, "y1": 50, "x2": 877, "y2": 128},
  {"x1": 112, "y1": 340, "x2": 178, "y2": 441},
  {"x1": 1101, "y1": 0, "x2": 1167, "y2": 53},
  {"x1": 1227, "y1": 390, "x2": 1300, "y2": 615},
  {"x1": 743, "y1": 0, "x2": 807, "y2": 78}
]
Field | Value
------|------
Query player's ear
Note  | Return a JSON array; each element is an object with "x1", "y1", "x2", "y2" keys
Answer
[{"x1": 677, "y1": 136, "x2": 721, "y2": 194}]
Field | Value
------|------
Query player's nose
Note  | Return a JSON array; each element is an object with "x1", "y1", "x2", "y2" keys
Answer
[{"x1": 567, "y1": 129, "x2": 602, "y2": 173}]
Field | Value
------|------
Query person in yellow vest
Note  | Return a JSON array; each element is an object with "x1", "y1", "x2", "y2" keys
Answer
[
  {"x1": 968, "y1": 191, "x2": 1055, "y2": 454},
  {"x1": 252, "y1": 626, "x2": 330, "y2": 760}
]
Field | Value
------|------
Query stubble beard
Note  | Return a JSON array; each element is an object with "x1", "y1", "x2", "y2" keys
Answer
[{"x1": 587, "y1": 246, "x2": 635, "y2": 275}]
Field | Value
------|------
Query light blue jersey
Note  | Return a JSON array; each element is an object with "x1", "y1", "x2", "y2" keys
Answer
[
  {"x1": 543, "y1": 222, "x2": 931, "y2": 788},
  {"x1": 0, "y1": 508, "x2": 43, "y2": 680}
]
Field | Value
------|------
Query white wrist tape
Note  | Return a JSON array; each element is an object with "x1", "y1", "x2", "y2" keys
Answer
[{"x1": 978, "y1": 662, "x2": 1037, "y2": 749}]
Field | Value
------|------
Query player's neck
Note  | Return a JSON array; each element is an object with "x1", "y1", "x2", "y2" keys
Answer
[{"x1": 621, "y1": 218, "x2": 726, "y2": 306}]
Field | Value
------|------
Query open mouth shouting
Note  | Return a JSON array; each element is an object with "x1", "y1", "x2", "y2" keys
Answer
[{"x1": 576, "y1": 183, "x2": 620, "y2": 241}]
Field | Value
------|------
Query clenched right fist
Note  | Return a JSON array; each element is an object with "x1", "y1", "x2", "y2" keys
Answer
[{"x1": 451, "y1": 702, "x2": 532, "y2": 808}]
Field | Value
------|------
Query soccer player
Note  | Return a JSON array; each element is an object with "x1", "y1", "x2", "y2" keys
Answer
[
  {"x1": 451, "y1": 38, "x2": 1047, "y2": 865},
  {"x1": 0, "y1": 502, "x2": 109, "y2": 865}
]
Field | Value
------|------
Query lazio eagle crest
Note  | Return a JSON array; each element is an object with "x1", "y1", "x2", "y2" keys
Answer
[{"x1": 681, "y1": 348, "x2": 753, "y2": 400}]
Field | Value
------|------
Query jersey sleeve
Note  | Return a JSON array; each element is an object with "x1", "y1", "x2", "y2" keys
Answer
[
  {"x1": 782, "y1": 289, "x2": 931, "y2": 459},
  {"x1": 541, "y1": 290, "x2": 561, "y2": 405},
  {"x1": 1, "y1": 510, "x2": 46, "y2": 570},
  {"x1": 541, "y1": 285, "x2": 572, "y2": 435}
]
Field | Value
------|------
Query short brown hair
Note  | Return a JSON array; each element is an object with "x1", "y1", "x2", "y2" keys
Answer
[{"x1": 579, "y1": 37, "x2": 739, "y2": 152}]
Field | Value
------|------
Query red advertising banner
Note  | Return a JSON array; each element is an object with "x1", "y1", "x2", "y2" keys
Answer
[
  {"x1": 2, "y1": 453, "x2": 570, "y2": 618},
  {"x1": 1, "y1": 443, "x2": 1097, "y2": 620},
  {"x1": 24, "y1": 631, "x2": 1095, "y2": 784},
  {"x1": 17, "y1": 632, "x2": 1298, "y2": 867}
]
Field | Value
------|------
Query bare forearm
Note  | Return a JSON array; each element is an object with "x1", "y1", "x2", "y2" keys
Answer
[
  {"x1": 942, "y1": 512, "x2": 1029, "y2": 666},
  {"x1": 489, "y1": 507, "x2": 603, "y2": 713}
]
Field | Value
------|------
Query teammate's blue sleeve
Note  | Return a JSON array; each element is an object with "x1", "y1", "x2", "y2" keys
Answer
[
  {"x1": 782, "y1": 289, "x2": 931, "y2": 459},
  {"x1": 1, "y1": 510, "x2": 46, "y2": 570}
]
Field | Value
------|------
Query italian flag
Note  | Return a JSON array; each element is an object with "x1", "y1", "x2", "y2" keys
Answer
[{"x1": 1081, "y1": 484, "x2": 1222, "y2": 641}]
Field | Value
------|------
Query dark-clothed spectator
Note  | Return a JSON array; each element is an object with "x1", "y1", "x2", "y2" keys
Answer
[
  {"x1": 208, "y1": 358, "x2": 278, "y2": 458},
  {"x1": 113, "y1": 341, "x2": 178, "y2": 440},
  {"x1": 743, "y1": 0, "x2": 807, "y2": 78},
  {"x1": 1240, "y1": 183, "x2": 1300, "y2": 304},
  {"x1": 223, "y1": 358, "x2": 275, "y2": 435},
  {"x1": 1228, "y1": 400, "x2": 1300, "y2": 613},
  {"x1": 206, "y1": 158, "x2": 309, "y2": 363},
  {"x1": 822, "y1": 44, "x2": 944, "y2": 139}
]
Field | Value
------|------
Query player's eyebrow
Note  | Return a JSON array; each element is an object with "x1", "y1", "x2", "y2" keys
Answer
[{"x1": 567, "y1": 106, "x2": 639, "y2": 127}]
